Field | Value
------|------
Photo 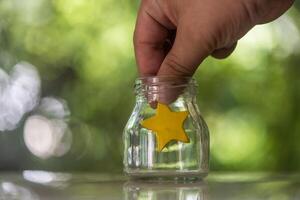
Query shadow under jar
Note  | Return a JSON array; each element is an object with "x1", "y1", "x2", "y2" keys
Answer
[{"x1": 123, "y1": 76, "x2": 209, "y2": 180}]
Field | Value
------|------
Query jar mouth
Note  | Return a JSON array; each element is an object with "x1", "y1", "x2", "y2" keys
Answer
[
  {"x1": 134, "y1": 76, "x2": 197, "y2": 104},
  {"x1": 136, "y1": 76, "x2": 196, "y2": 88},
  {"x1": 138, "y1": 75, "x2": 192, "y2": 80}
]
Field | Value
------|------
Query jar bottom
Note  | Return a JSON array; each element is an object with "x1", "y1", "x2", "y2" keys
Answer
[{"x1": 125, "y1": 169, "x2": 208, "y2": 182}]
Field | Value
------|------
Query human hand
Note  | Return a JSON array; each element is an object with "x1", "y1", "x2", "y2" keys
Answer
[{"x1": 134, "y1": 0, "x2": 294, "y2": 77}]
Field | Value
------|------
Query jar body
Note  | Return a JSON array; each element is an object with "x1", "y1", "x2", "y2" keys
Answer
[{"x1": 123, "y1": 77, "x2": 209, "y2": 179}]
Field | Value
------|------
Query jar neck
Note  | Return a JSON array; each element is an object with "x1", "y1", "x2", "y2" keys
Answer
[{"x1": 134, "y1": 76, "x2": 198, "y2": 104}]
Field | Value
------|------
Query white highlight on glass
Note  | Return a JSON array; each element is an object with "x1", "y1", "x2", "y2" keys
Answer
[
  {"x1": 0, "y1": 181, "x2": 39, "y2": 200},
  {"x1": 23, "y1": 170, "x2": 71, "y2": 186}
]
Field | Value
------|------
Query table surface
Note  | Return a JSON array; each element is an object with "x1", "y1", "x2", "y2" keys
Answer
[{"x1": 1, "y1": 171, "x2": 300, "y2": 200}]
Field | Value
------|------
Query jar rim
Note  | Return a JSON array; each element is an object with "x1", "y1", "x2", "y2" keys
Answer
[
  {"x1": 135, "y1": 76, "x2": 196, "y2": 86},
  {"x1": 137, "y1": 75, "x2": 193, "y2": 81},
  {"x1": 134, "y1": 76, "x2": 197, "y2": 100}
]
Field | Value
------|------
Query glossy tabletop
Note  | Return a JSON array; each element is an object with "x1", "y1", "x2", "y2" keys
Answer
[{"x1": 1, "y1": 171, "x2": 300, "y2": 200}]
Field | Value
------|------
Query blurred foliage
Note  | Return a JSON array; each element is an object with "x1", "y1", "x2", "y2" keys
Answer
[{"x1": 0, "y1": 0, "x2": 299, "y2": 172}]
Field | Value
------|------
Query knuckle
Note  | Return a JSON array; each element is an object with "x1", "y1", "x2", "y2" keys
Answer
[
  {"x1": 164, "y1": 53, "x2": 192, "y2": 76},
  {"x1": 241, "y1": 1, "x2": 259, "y2": 24},
  {"x1": 182, "y1": 23, "x2": 217, "y2": 52},
  {"x1": 133, "y1": 32, "x2": 139, "y2": 47},
  {"x1": 133, "y1": 29, "x2": 147, "y2": 50}
]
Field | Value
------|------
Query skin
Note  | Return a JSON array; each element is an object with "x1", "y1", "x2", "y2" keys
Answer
[{"x1": 134, "y1": 0, "x2": 294, "y2": 77}]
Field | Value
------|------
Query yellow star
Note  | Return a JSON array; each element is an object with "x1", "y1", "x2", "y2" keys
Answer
[{"x1": 140, "y1": 103, "x2": 189, "y2": 152}]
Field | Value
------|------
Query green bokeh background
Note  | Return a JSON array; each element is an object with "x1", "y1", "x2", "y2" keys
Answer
[{"x1": 0, "y1": 0, "x2": 300, "y2": 173}]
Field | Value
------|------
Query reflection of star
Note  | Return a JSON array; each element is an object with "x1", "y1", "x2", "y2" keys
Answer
[{"x1": 140, "y1": 103, "x2": 189, "y2": 152}]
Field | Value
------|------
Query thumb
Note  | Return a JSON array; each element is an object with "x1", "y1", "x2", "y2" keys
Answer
[{"x1": 157, "y1": 25, "x2": 212, "y2": 77}]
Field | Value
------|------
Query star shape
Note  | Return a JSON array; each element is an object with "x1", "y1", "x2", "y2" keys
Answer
[{"x1": 140, "y1": 103, "x2": 189, "y2": 152}]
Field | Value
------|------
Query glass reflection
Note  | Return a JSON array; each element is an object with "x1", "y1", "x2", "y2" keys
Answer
[
  {"x1": 0, "y1": 62, "x2": 40, "y2": 131},
  {"x1": 23, "y1": 170, "x2": 71, "y2": 188},
  {"x1": 0, "y1": 181, "x2": 39, "y2": 200},
  {"x1": 124, "y1": 181, "x2": 208, "y2": 200}
]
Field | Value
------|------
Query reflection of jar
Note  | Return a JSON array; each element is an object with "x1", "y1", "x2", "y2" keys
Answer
[
  {"x1": 123, "y1": 180, "x2": 208, "y2": 200},
  {"x1": 123, "y1": 76, "x2": 209, "y2": 179}
]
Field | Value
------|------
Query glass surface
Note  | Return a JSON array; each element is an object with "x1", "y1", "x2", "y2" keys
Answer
[
  {"x1": 124, "y1": 180, "x2": 208, "y2": 200},
  {"x1": 2, "y1": 172, "x2": 300, "y2": 199},
  {"x1": 123, "y1": 77, "x2": 209, "y2": 178}
]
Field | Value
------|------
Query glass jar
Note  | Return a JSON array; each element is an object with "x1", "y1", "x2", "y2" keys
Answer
[{"x1": 123, "y1": 76, "x2": 209, "y2": 179}]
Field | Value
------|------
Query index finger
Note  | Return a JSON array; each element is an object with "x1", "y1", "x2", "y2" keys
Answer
[{"x1": 134, "y1": 0, "x2": 174, "y2": 76}]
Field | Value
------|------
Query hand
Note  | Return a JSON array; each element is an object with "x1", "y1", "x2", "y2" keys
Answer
[{"x1": 134, "y1": 0, "x2": 294, "y2": 77}]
